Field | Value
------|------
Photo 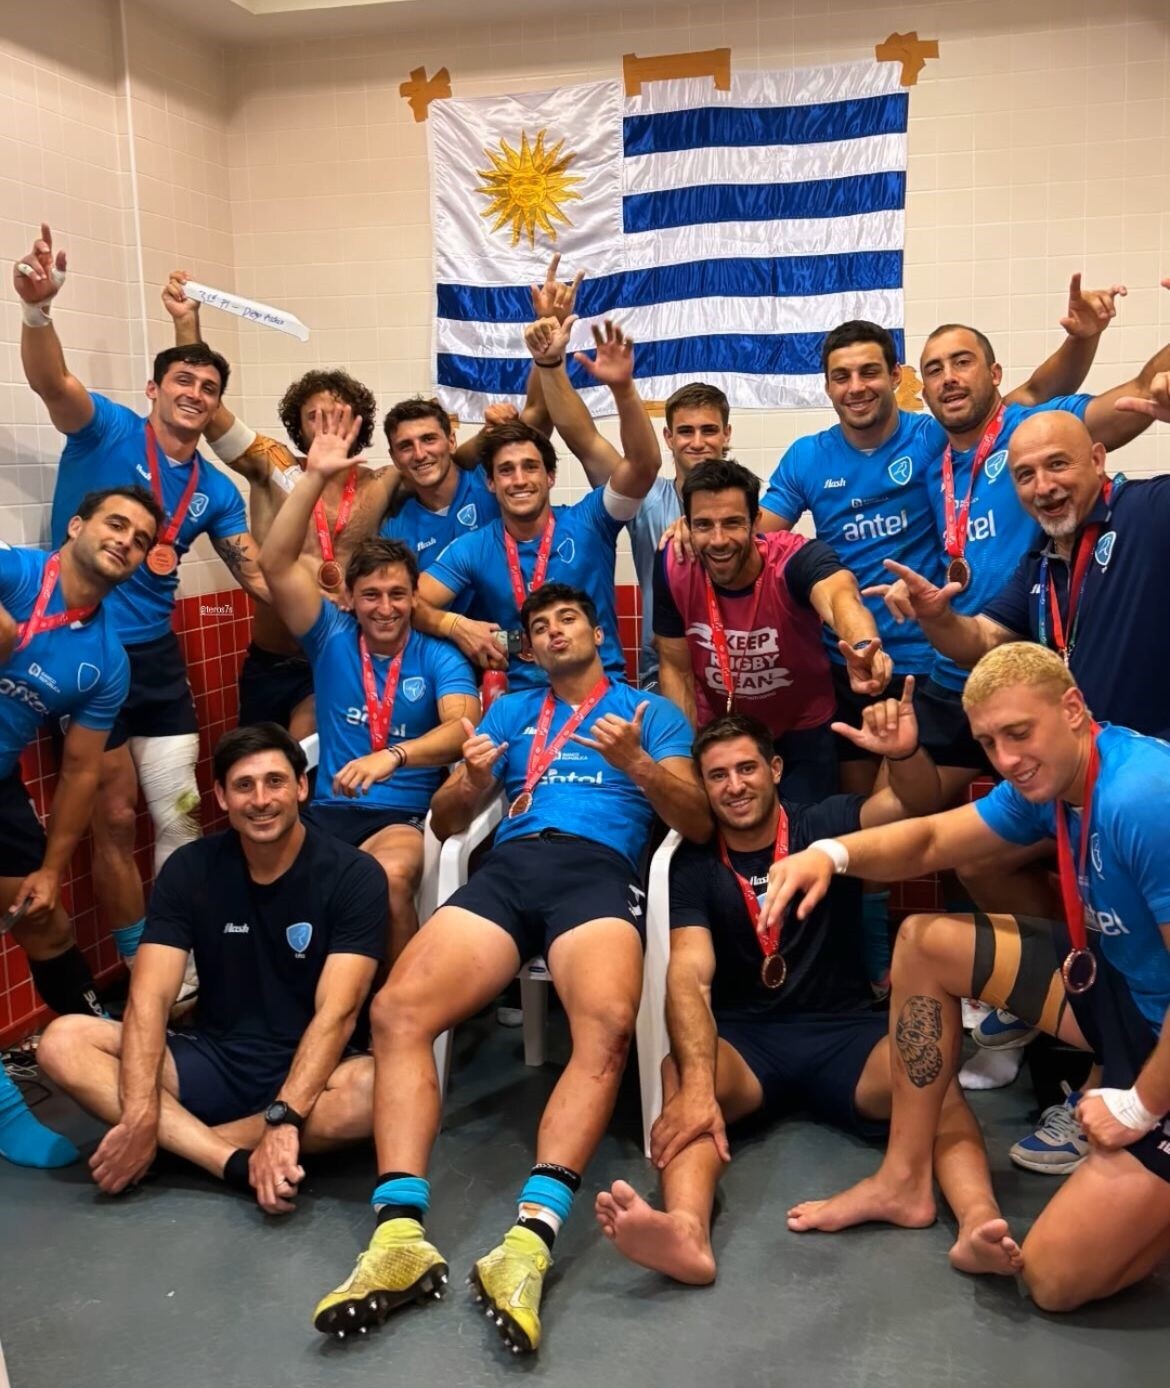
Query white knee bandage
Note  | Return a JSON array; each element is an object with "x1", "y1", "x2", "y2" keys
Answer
[{"x1": 129, "y1": 734, "x2": 201, "y2": 872}]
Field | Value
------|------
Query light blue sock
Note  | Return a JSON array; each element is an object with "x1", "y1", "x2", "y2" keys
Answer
[
  {"x1": 0, "y1": 1063, "x2": 78, "y2": 1169},
  {"x1": 111, "y1": 918, "x2": 146, "y2": 961},
  {"x1": 515, "y1": 1171, "x2": 576, "y2": 1245},
  {"x1": 861, "y1": 891, "x2": 891, "y2": 985}
]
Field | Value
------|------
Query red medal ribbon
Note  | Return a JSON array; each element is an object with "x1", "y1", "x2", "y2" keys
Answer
[
  {"x1": 1045, "y1": 477, "x2": 1113, "y2": 664},
  {"x1": 313, "y1": 467, "x2": 358, "y2": 565},
  {"x1": 14, "y1": 552, "x2": 96, "y2": 653},
  {"x1": 145, "y1": 421, "x2": 200, "y2": 550},
  {"x1": 504, "y1": 513, "x2": 556, "y2": 612},
  {"x1": 941, "y1": 403, "x2": 1005, "y2": 559},
  {"x1": 1054, "y1": 722, "x2": 1101, "y2": 964},
  {"x1": 718, "y1": 806, "x2": 789, "y2": 959},
  {"x1": 519, "y1": 675, "x2": 610, "y2": 800},
  {"x1": 703, "y1": 539, "x2": 767, "y2": 710},
  {"x1": 359, "y1": 632, "x2": 407, "y2": 752}
]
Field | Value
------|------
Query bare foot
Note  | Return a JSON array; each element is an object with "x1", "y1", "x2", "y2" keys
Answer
[
  {"x1": 594, "y1": 1180, "x2": 716, "y2": 1286},
  {"x1": 787, "y1": 1174, "x2": 935, "y2": 1233},
  {"x1": 949, "y1": 1218, "x2": 1024, "y2": 1277}
]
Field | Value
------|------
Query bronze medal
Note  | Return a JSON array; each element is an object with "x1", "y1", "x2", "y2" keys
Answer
[
  {"x1": 1061, "y1": 946, "x2": 1096, "y2": 995},
  {"x1": 508, "y1": 790, "x2": 533, "y2": 819},
  {"x1": 318, "y1": 560, "x2": 344, "y2": 592},
  {"x1": 760, "y1": 953, "x2": 787, "y2": 990},
  {"x1": 946, "y1": 556, "x2": 971, "y2": 591},
  {"x1": 146, "y1": 544, "x2": 178, "y2": 576}
]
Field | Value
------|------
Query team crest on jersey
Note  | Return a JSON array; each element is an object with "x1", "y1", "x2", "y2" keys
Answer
[
  {"x1": 1094, "y1": 531, "x2": 1116, "y2": 568},
  {"x1": 286, "y1": 922, "x2": 313, "y2": 955},
  {"x1": 984, "y1": 450, "x2": 1008, "y2": 483},
  {"x1": 77, "y1": 662, "x2": 100, "y2": 693},
  {"x1": 189, "y1": 493, "x2": 209, "y2": 519},
  {"x1": 1090, "y1": 833, "x2": 1102, "y2": 874},
  {"x1": 456, "y1": 503, "x2": 478, "y2": 527},
  {"x1": 556, "y1": 537, "x2": 576, "y2": 565},
  {"x1": 402, "y1": 676, "x2": 426, "y2": 702},
  {"x1": 888, "y1": 455, "x2": 913, "y2": 487}
]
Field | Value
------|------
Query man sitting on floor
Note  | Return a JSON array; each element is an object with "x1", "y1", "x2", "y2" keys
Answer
[
  {"x1": 595, "y1": 702, "x2": 1010, "y2": 1285},
  {"x1": 311, "y1": 582, "x2": 710, "y2": 1355},
  {"x1": 766, "y1": 643, "x2": 1170, "y2": 1312},
  {"x1": 37, "y1": 723, "x2": 387, "y2": 1215}
]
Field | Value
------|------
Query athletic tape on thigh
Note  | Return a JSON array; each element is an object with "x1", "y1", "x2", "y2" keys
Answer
[
  {"x1": 970, "y1": 911, "x2": 1067, "y2": 1037},
  {"x1": 129, "y1": 734, "x2": 201, "y2": 872}
]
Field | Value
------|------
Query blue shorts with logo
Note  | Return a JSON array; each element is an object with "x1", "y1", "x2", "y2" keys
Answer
[
  {"x1": 716, "y1": 1007, "x2": 889, "y2": 1138},
  {"x1": 446, "y1": 833, "x2": 645, "y2": 962},
  {"x1": 166, "y1": 1030, "x2": 292, "y2": 1126},
  {"x1": 302, "y1": 801, "x2": 424, "y2": 848}
]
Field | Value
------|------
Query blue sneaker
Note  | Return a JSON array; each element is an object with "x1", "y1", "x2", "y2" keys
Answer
[
  {"x1": 1009, "y1": 1085, "x2": 1088, "y2": 1174},
  {"x1": 972, "y1": 1008, "x2": 1039, "y2": 1050}
]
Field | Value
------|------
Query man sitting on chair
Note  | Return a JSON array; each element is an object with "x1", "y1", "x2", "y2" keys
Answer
[
  {"x1": 37, "y1": 723, "x2": 387, "y2": 1215},
  {"x1": 311, "y1": 582, "x2": 710, "y2": 1356}
]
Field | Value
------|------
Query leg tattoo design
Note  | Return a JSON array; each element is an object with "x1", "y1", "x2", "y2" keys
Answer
[{"x1": 896, "y1": 995, "x2": 944, "y2": 1088}]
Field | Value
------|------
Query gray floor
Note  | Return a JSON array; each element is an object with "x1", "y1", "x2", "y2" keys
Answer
[{"x1": 2, "y1": 1016, "x2": 1166, "y2": 1388}]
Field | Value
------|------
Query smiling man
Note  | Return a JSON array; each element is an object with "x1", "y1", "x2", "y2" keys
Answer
[
  {"x1": 37, "y1": 723, "x2": 387, "y2": 1214},
  {"x1": 14, "y1": 226, "x2": 273, "y2": 974},
  {"x1": 760, "y1": 644, "x2": 1170, "y2": 1313},
  {"x1": 258, "y1": 407, "x2": 479, "y2": 958}
]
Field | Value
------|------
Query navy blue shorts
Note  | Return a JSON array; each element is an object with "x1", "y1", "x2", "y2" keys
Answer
[
  {"x1": 716, "y1": 1008, "x2": 889, "y2": 1138},
  {"x1": 912, "y1": 676, "x2": 990, "y2": 773},
  {"x1": 774, "y1": 722, "x2": 839, "y2": 801},
  {"x1": 237, "y1": 643, "x2": 314, "y2": 729},
  {"x1": 446, "y1": 834, "x2": 645, "y2": 962},
  {"x1": 105, "y1": 631, "x2": 198, "y2": 751},
  {"x1": 831, "y1": 666, "x2": 928, "y2": 764},
  {"x1": 0, "y1": 768, "x2": 46, "y2": 879},
  {"x1": 302, "y1": 801, "x2": 424, "y2": 848},
  {"x1": 167, "y1": 1030, "x2": 291, "y2": 1126}
]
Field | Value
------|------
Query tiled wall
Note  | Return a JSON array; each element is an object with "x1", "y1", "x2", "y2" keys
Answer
[{"x1": 2, "y1": 0, "x2": 1169, "y2": 1040}]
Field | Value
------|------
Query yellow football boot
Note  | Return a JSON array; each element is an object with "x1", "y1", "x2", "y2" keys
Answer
[
  {"x1": 313, "y1": 1217, "x2": 448, "y2": 1339},
  {"x1": 468, "y1": 1225, "x2": 552, "y2": 1355}
]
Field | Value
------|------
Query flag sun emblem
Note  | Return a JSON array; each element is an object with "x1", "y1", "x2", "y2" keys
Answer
[{"x1": 476, "y1": 129, "x2": 583, "y2": 248}]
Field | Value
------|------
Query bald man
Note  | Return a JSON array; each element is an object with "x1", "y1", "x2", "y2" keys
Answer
[{"x1": 874, "y1": 398, "x2": 1170, "y2": 741}]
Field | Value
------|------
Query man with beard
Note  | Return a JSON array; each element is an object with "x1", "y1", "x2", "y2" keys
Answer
[
  {"x1": 37, "y1": 723, "x2": 387, "y2": 1213},
  {"x1": 767, "y1": 644, "x2": 1170, "y2": 1315},
  {"x1": 0, "y1": 486, "x2": 162, "y2": 1168},
  {"x1": 258, "y1": 407, "x2": 479, "y2": 959},
  {"x1": 15, "y1": 227, "x2": 270, "y2": 977},
  {"x1": 311, "y1": 583, "x2": 707, "y2": 1356}
]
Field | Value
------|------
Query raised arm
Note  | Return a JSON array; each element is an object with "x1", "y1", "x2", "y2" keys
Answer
[
  {"x1": 248, "y1": 950, "x2": 378, "y2": 1214},
  {"x1": 211, "y1": 530, "x2": 272, "y2": 607},
  {"x1": 805, "y1": 565, "x2": 893, "y2": 697},
  {"x1": 1004, "y1": 273, "x2": 1124, "y2": 408},
  {"x1": 256, "y1": 411, "x2": 363, "y2": 636},
  {"x1": 652, "y1": 926, "x2": 730, "y2": 1169},
  {"x1": 13, "y1": 223, "x2": 94, "y2": 434},
  {"x1": 1083, "y1": 278, "x2": 1170, "y2": 450},
  {"x1": 873, "y1": 559, "x2": 1016, "y2": 669}
]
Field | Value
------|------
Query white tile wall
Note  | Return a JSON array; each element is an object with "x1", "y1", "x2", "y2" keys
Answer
[{"x1": 2, "y1": 0, "x2": 1169, "y2": 592}]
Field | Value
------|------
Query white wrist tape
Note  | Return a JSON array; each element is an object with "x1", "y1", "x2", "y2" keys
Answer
[
  {"x1": 1087, "y1": 1086, "x2": 1162, "y2": 1134},
  {"x1": 21, "y1": 299, "x2": 52, "y2": 328},
  {"x1": 209, "y1": 417, "x2": 258, "y2": 465},
  {"x1": 809, "y1": 838, "x2": 850, "y2": 874}
]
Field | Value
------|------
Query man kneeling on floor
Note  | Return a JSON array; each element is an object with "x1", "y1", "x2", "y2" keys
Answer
[
  {"x1": 767, "y1": 643, "x2": 1170, "y2": 1312},
  {"x1": 38, "y1": 723, "x2": 387, "y2": 1214},
  {"x1": 312, "y1": 581, "x2": 710, "y2": 1354},
  {"x1": 596, "y1": 701, "x2": 1010, "y2": 1284}
]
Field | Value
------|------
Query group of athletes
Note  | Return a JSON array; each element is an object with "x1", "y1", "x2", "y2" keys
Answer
[{"x1": 3, "y1": 219, "x2": 1170, "y2": 1354}]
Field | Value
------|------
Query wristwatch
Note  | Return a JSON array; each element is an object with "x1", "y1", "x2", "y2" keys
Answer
[{"x1": 264, "y1": 1099, "x2": 305, "y2": 1131}]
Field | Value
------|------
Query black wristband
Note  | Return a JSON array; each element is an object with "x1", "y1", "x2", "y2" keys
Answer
[
  {"x1": 534, "y1": 356, "x2": 564, "y2": 368},
  {"x1": 885, "y1": 744, "x2": 921, "y2": 762}
]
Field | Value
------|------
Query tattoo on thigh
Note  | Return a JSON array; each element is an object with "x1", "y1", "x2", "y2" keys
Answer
[{"x1": 895, "y1": 995, "x2": 944, "y2": 1089}]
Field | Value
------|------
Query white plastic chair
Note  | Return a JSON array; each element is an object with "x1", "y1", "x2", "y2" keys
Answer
[{"x1": 428, "y1": 801, "x2": 682, "y2": 1159}]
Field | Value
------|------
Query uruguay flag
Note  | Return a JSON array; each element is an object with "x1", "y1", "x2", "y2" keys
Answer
[{"x1": 430, "y1": 60, "x2": 907, "y2": 421}]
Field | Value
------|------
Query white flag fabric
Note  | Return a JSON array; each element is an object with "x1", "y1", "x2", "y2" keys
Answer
[{"x1": 429, "y1": 60, "x2": 907, "y2": 421}]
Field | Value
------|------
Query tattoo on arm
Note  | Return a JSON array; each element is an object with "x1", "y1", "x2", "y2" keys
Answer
[
  {"x1": 214, "y1": 536, "x2": 253, "y2": 575},
  {"x1": 895, "y1": 995, "x2": 944, "y2": 1088}
]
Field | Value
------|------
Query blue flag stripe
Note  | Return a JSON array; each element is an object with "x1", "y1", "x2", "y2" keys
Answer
[
  {"x1": 623, "y1": 171, "x2": 905, "y2": 235},
  {"x1": 622, "y1": 92, "x2": 908, "y2": 156},
  {"x1": 438, "y1": 328, "x2": 907, "y2": 394},
  {"x1": 436, "y1": 250, "x2": 903, "y2": 324}
]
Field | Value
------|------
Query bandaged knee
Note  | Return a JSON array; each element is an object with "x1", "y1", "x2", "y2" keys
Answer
[{"x1": 130, "y1": 733, "x2": 201, "y2": 872}]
